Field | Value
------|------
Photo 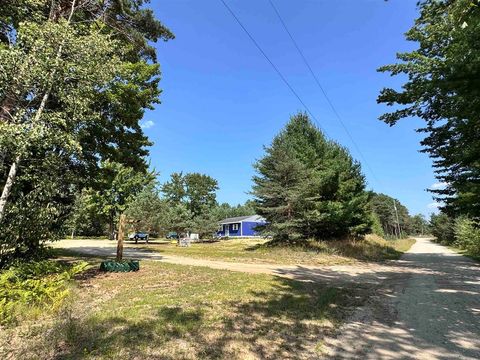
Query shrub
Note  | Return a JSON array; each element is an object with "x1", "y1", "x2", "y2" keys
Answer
[
  {"x1": 430, "y1": 213, "x2": 455, "y2": 245},
  {"x1": 370, "y1": 212, "x2": 385, "y2": 238},
  {"x1": 0, "y1": 260, "x2": 88, "y2": 325},
  {"x1": 454, "y1": 217, "x2": 480, "y2": 256}
]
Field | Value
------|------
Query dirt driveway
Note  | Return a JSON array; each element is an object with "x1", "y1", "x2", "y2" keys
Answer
[{"x1": 54, "y1": 238, "x2": 480, "y2": 359}]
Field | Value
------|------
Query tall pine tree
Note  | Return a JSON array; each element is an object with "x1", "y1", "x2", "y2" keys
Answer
[
  {"x1": 252, "y1": 113, "x2": 371, "y2": 243},
  {"x1": 377, "y1": 0, "x2": 480, "y2": 217}
]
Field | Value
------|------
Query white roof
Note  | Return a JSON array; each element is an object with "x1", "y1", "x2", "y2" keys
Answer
[{"x1": 219, "y1": 215, "x2": 266, "y2": 224}]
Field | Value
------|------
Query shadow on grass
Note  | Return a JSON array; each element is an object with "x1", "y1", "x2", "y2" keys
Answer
[{"x1": 43, "y1": 278, "x2": 357, "y2": 360}]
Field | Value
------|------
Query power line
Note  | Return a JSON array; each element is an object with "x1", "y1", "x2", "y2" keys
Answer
[
  {"x1": 218, "y1": 0, "x2": 328, "y2": 136},
  {"x1": 267, "y1": 0, "x2": 381, "y2": 186}
]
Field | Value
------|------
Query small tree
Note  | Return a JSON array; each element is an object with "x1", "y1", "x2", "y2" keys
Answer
[
  {"x1": 64, "y1": 191, "x2": 104, "y2": 238},
  {"x1": 125, "y1": 183, "x2": 168, "y2": 236},
  {"x1": 164, "y1": 203, "x2": 193, "y2": 239},
  {"x1": 191, "y1": 205, "x2": 219, "y2": 239},
  {"x1": 89, "y1": 161, "x2": 154, "y2": 239},
  {"x1": 430, "y1": 212, "x2": 455, "y2": 245}
]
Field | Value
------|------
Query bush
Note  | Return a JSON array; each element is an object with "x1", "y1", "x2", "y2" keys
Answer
[
  {"x1": 430, "y1": 213, "x2": 455, "y2": 245},
  {"x1": 0, "y1": 260, "x2": 88, "y2": 325},
  {"x1": 454, "y1": 217, "x2": 480, "y2": 256},
  {"x1": 370, "y1": 212, "x2": 385, "y2": 238}
]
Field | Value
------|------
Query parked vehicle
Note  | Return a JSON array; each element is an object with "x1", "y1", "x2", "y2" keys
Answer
[
  {"x1": 166, "y1": 232, "x2": 179, "y2": 240},
  {"x1": 128, "y1": 232, "x2": 149, "y2": 243}
]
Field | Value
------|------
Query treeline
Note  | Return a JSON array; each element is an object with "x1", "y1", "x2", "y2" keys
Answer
[
  {"x1": 430, "y1": 214, "x2": 480, "y2": 257},
  {"x1": 66, "y1": 170, "x2": 255, "y2": 240},
  {"x1": 370, "y1": 193, "x2": 428, "y2": 238}
]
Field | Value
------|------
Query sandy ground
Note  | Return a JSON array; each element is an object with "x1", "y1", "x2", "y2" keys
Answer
[
  {"x1": 53, "y1": 238, "x2": 480, "y2": 359},
  {"x1": 324, "y1": 238, "x2": 480, "y2": 359}
]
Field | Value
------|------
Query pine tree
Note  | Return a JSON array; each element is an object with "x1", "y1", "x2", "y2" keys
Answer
[
  {"x1": 252, "y1": 113, "x2": 371, "y2": 243},
  {"x1": 377, "y1": 0, "x2": 480, "y2": 217}
]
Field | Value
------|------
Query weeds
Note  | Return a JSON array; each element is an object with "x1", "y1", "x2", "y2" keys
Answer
[{"x1": 0, "y1": 259, "x2": 88, "y2": 325}]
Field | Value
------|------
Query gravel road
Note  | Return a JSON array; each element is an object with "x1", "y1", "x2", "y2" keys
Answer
[{"x1": 325, "y1": 237, "x2": 480, "y2": 359}]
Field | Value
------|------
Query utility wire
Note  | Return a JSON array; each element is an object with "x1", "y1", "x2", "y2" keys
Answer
[
  {"x1": 267, "y1": 0, "x2": 381, "y2": 185},
  {"x1": 219, "y1": 0, "x2": 328, "y2": 136}
]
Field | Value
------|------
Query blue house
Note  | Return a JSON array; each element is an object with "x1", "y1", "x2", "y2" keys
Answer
[{"x1": 217, "y1": 215, "x2": 266, "y2": 238}]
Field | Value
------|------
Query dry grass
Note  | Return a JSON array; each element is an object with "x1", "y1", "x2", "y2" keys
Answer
[
  {"x1": 137, "y1": 235, "x2": 416, "y2": 266},
  {"x1": 0, "y1": 258, "x2": 363, "y2": 360}
]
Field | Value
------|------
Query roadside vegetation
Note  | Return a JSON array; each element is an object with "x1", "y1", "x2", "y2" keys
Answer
[
  {"x1": 0, "y1": 259, "x2": 88, "y2": 325},
  {"x1": 1, "y1": 257, "x2": 362, "y2": 360},
  {"x1": 379, "y1": 0, "x2": 480, "y2": 260},
  {"x1": 431, "y1": 214, "x2": 480, "y2": 260}
]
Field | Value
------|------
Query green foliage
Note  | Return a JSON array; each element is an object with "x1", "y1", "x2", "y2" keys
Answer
[
  {"x1": 378, "y1": 0, "x2": 480, "y2": 217},
  {"x1": 184, "y1": 173, "x2": 219, "y2": 217},
  {"x1": 162, "y1": 172, "x2": 219, "y2": 216},
  {"x1": 454, "y1": 217, "x2": 480, "y2": 256},
  {"x1": 191, "y1": 206, "x2": 220, "y2": 238},
  {"x1": 160, "y1": 172, "x2": 219, "y2": 238},
  {"x1": 0, "y1": 1, "x2": 173, "y2": 264},
  {"x1": 0, "y1": 259, "x2": 88, "y2": 325},
  {"x1": 370, "y1": 192, "x2": 411, "y2": 237},
  {"x1": 213, "y1": 201, "x2": 256, "y2": 220},
  {"x1": 409, "y1": 214, "x2": 428, "y2": 236},
  {"x1": 370, "y1": 212, "x2": 385, "y2": 238},
  {"x1": 124, "y1": 183, "x2": 169, "y2": 235},
  {"x1": 430, "y1": 212, "x2": 455, "y2": 245},
  {"x1": 163, "y1": 203, "x2": 194, "y2": 237},
  {"x1": 64, "y1": 191, "x2": 105, "y2": 238},
  {"x1": 86, "y1": 161, "x2": 155, "y2": 238},
  {"x1": 252, "y1": 113, "x2": 372, "y2": 242}
]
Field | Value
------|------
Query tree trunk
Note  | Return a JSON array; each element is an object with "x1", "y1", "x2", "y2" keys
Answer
[
  {"x1": 108, "y1": 220, "x2": 115, "y2": 240},
  {"x1": 0, "y1": 154, "x2": 21, "y2": 222},
  {"x1": 116, "y1": 214, "x2": 126, "y2": 261}
]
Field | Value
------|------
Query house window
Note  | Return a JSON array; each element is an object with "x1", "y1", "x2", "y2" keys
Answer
[{"x1": 232, "y1": 223, "x2": 239, "y2": 231}]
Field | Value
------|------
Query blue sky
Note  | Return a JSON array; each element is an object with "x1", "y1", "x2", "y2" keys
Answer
[{"x1": 144, "y1": 0, "x2": 440, "y2": 217}]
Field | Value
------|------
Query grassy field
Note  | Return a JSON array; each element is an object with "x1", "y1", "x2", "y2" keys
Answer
[
  {"x1": 136, "y1": 235, "x2": 416, "y2": 266},
  {"x1": 1, "y1": 257, "x2": 362, "y2": 360}
]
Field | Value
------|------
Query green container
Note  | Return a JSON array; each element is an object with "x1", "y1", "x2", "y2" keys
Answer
[{"x1": 100, "y1": 260, "x2": 140, "y2": 272}]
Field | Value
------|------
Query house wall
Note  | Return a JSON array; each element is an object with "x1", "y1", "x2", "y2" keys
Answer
[
  {"x1": 242, "y1": 221, "x2": 264, "y2": 237},
  {"x1": 217, "y1": 221, "x2": 266, "y2": 237},
  {"x1": 227, "y1": 223, "x2": 241, "y2": 236},
  {"x1": 217, "y1": 223, "x2": 241, "y2": 237}
]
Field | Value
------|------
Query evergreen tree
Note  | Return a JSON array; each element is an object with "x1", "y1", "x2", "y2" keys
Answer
[
  {"x1": 377, "y1": 0, "x2": 480, "y2": 217},
  {"x1": 252, "y1": 113, "x2": 371, "y2": 242}
]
